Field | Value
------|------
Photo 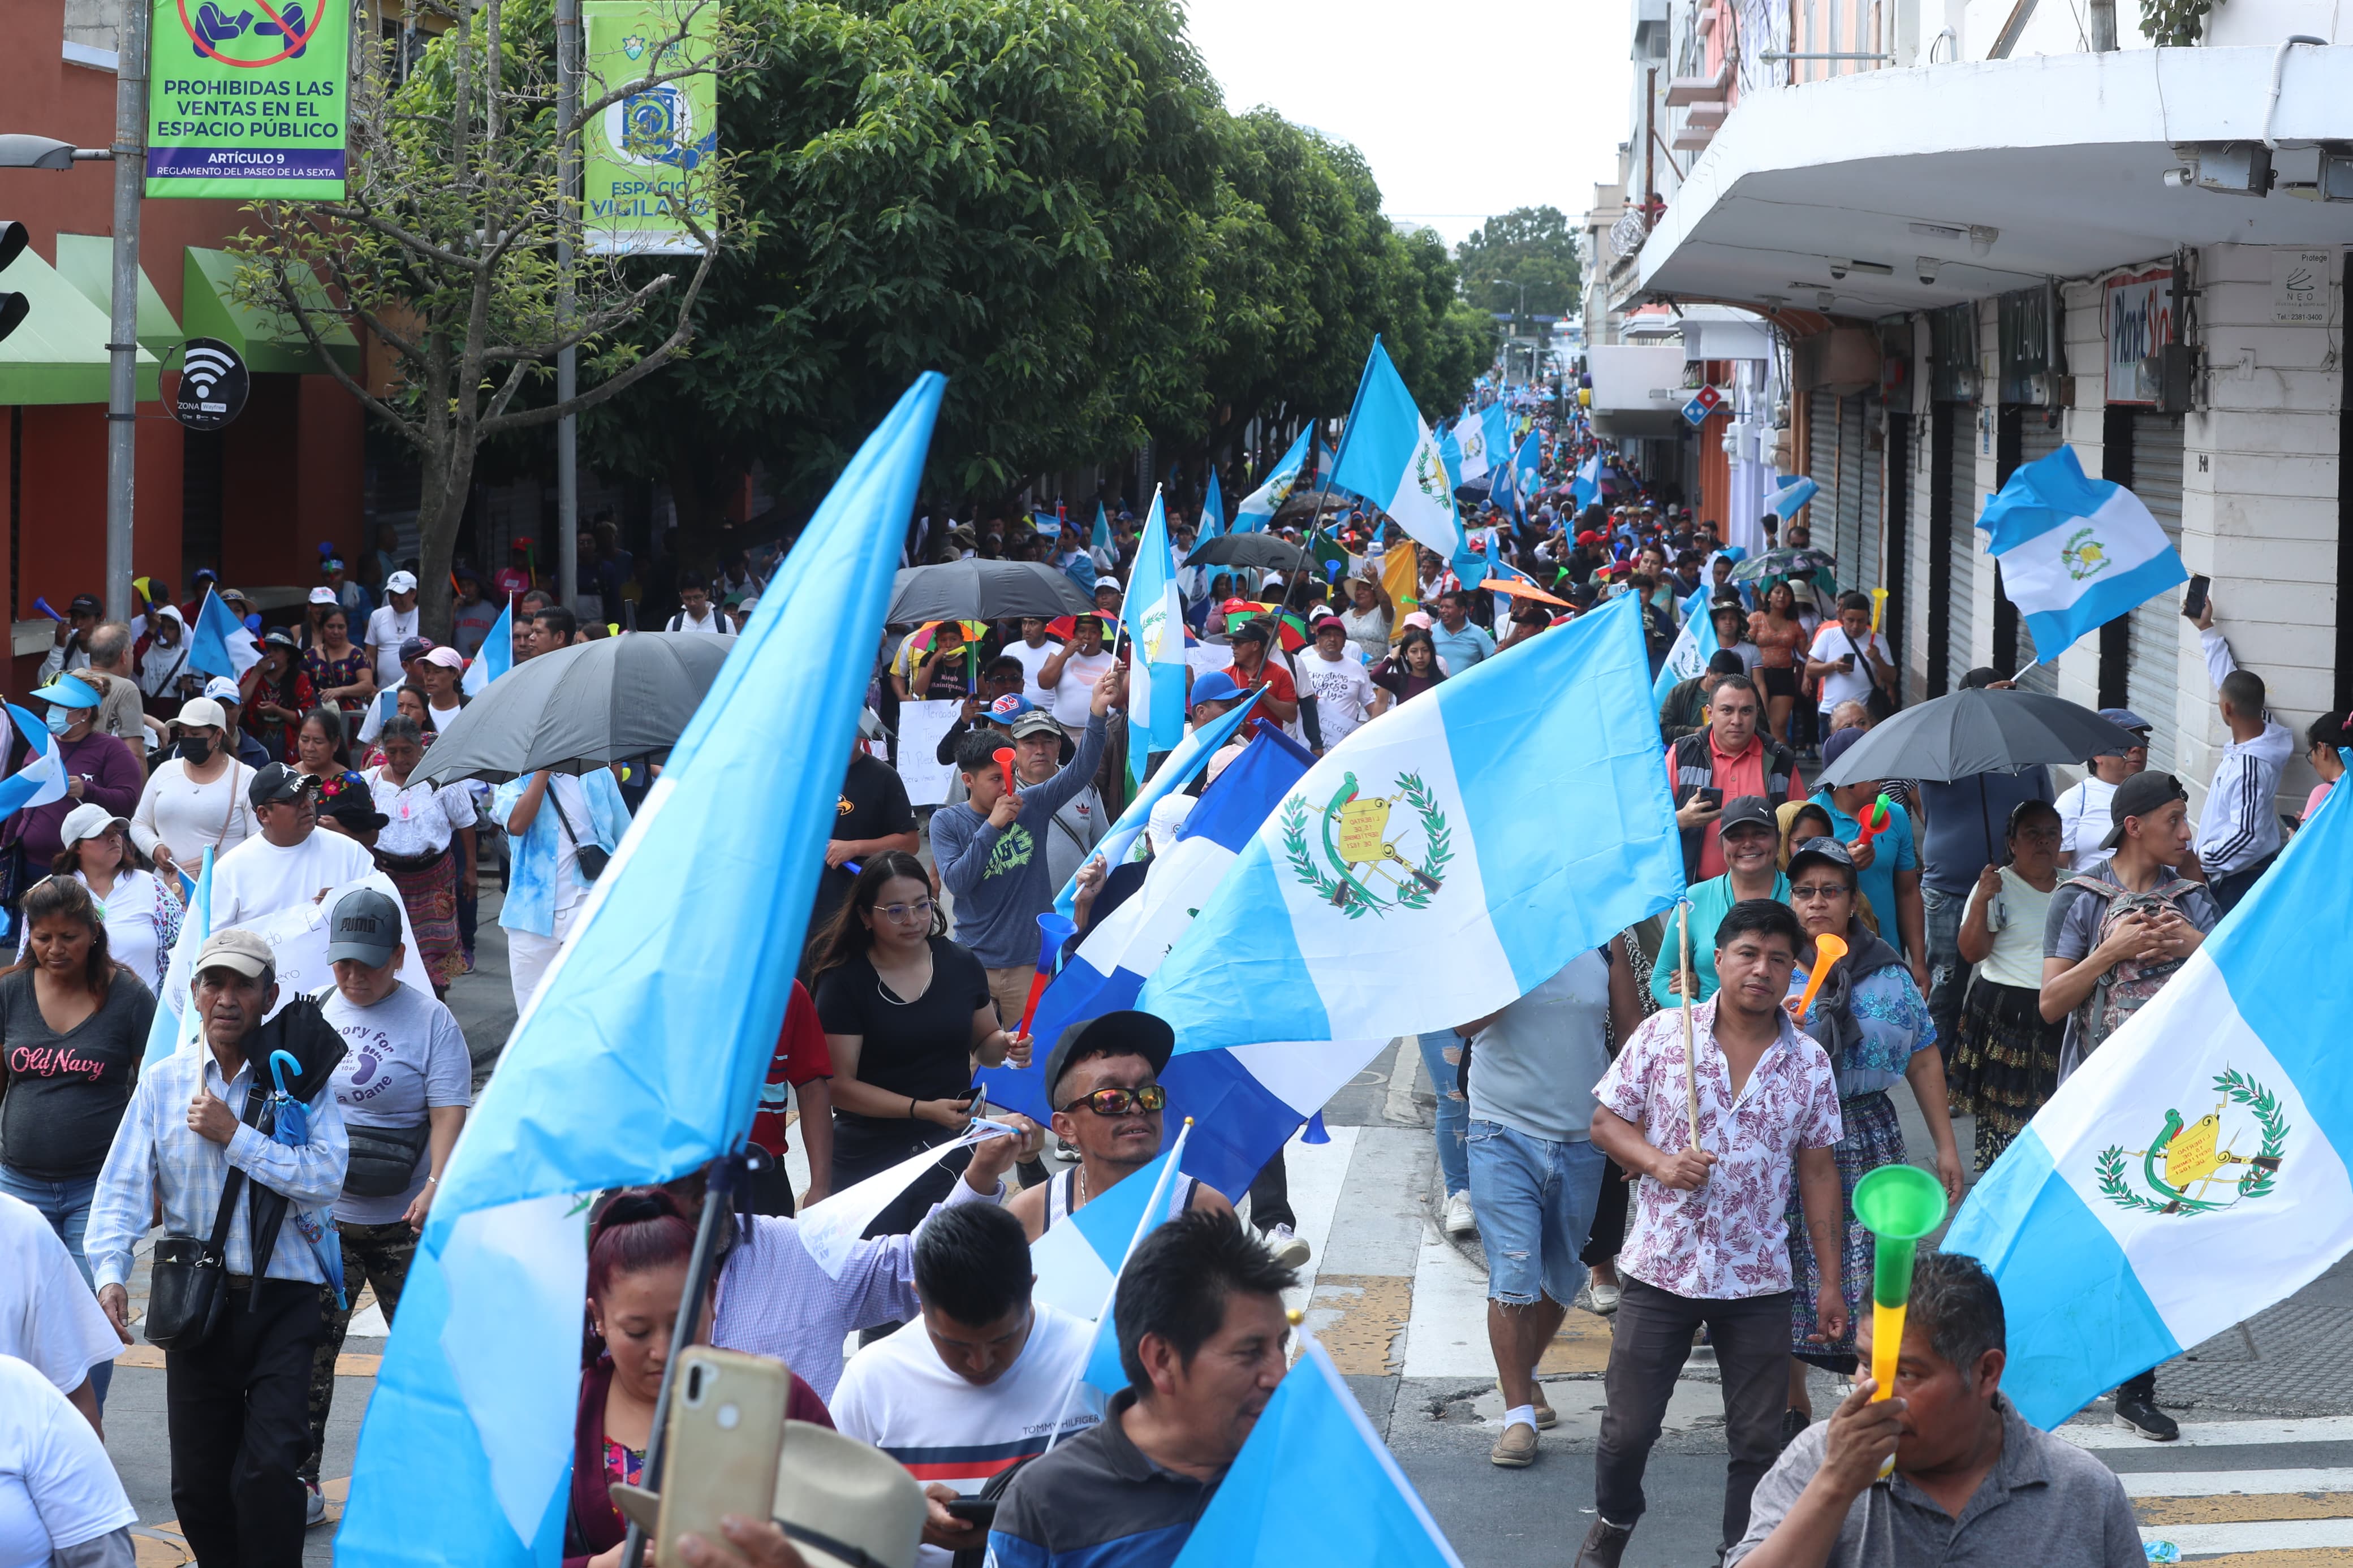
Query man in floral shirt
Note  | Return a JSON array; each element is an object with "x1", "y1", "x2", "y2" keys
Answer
[{"x1": 1576, "y1": 899, "x2": 1847, "y2": 1568}]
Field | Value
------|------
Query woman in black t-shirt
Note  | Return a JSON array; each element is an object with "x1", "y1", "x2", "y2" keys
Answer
[{"x1": 809, "y1": 852, "x2": 1031, "y2": 1236}]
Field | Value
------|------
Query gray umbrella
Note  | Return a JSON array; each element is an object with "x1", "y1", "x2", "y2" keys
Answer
[
  {"x1": 411, "y1": 631, "x2": 736, "y2": 785},
  {"x1": 1184, "y1": 533, "x2": 1314, "y2": 573},
  {"x1": 1814, "y1": 688, "x2": 2145, "y2": 841},
  {"x1": 886, "y1": 560, "x2": 1093, "y2": 625}
]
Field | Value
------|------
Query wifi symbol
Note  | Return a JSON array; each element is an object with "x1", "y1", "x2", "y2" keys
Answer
[{"x1": 183, "y1": 345, "x2": 235, "y2": 400}]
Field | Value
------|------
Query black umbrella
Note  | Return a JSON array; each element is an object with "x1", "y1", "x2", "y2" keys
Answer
[
  {"x1": 1814, "y1": 688, "x2": 2144, "y2": 840},
  {"x1": 411, "y1": 631, "x2": 736, "y2": 785},
  {"x1": 1183, "y1": 534, "x2": 1314, "y2": 572},
  {"x1": 885, "y1": 560, "x2": 1093, "y2": 625}
]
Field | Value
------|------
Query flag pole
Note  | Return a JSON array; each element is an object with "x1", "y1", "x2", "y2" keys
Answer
[
  {"x1": 1679, "y1": 901, "x2": 1700, "y2": 1151},
  {"x1": 619, "y1": 1154, "x2": 736, "y2": 1568}
]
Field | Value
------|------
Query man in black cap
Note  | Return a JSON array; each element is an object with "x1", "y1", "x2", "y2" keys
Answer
[
  {"x1": 37, "y1": 592, "x2": 105, "y2": 685},
  {"x1": 211, "y1": 763, "x2": 378, "y2": 927},
  {"x1": 1006, "y1": 1013, "x2": 1235, "y2": 1243},
  {"x1": 2037, "y1": 768, "x2": 2217, "y2": 1442}
]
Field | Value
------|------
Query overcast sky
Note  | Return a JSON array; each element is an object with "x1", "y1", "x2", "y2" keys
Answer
[{"x1": 1178, "y1": 0, "x2": 1635, "y2": 250}]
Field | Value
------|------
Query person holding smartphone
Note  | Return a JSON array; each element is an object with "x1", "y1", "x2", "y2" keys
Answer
[
  {"x1": 1668, "y1": 675, "x2": 1806, "y2": 883},
  {"x1": 1802, "y1": 593, "x2": 1896, "y2": 736},
  {"x1": 809, "y1": 853, "x2": 1031, "y2": 1240}
]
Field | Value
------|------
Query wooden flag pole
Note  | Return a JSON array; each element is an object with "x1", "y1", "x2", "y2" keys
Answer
[{"x1": 1679, "y1": 901, "x2": 1700, "y2": 1151}]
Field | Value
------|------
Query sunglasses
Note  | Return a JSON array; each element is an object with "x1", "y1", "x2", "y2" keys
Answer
[{"x1": 1059, "y1": 1084, "x2": 1167, "y2": 1117}]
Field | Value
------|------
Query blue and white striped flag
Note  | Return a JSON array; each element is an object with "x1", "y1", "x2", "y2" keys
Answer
[
  {"x1": 1030, "y1": 1128, "x2": 1191, "y2": 1399},
  {"x1": 1569, "y1": 452, "x2": 1605, "y2": 511},
  {"x1": 1329, "y1": 338, "x2": 1464, "y2": 562},
  {"x1": 1441, "y1": 408, "x2": 1490, "y2": 486},
  {"x1": 1974, "y1": 442, "x2": 2188, "y2": 663},
  {"x1": 1050, "y1": 691, "x2": 1265, "y2": 920},
  {"x1": 1766, "y1": 473, "x2": 1819, "y2": 520},
  {"x1": 1119, "y1": 491, "x2": 1189, "y2": 788},
  {"x1": 461, "y1": 601, "x2": 512, "y2": 697},
  {"x1": 1235, "y1": 427, "x2": 1312, "y2": 534},
  {"x1": 1652, "y1": 595, "x2": 1722, "y2": 707},
  {"x1": 188, "y1": 588, "x2": 261, "y2": 680},
  {"x1": 1946, "y1": 794, "x2": 2353, "y2": 1428},
  {"x1": 1139, "y1": 594, "x2": 1684, "y2": 1053},
  {"x1": 1200, "y1": 469, "x2": 1225, "y2": 541}
]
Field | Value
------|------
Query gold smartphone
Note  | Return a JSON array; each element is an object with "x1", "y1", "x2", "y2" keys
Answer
[{"x1": 652, "y1": 1348, "x2": 791, "y2": 1555}]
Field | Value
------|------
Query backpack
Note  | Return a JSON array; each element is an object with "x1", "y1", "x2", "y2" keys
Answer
[{"x1": 2063, "y1": 874, "x2": 2197, "y2": 1057}]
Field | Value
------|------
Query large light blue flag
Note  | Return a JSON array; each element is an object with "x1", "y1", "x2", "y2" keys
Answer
[
  {"x1": 187, "y1": 588, "x2": 260, "y2": 680},
  {"x1": 1140, "y1": 595, "x2": 1684, "y2": 1053},
  {"x1": 1479, "y1": 401, "x2": 1512, "y2": 472},
  {"x1": 337, "y1": 375, "x2": 946, "y2": 1568},
  {"x1": 460, "y1": 600, "x2": 512, "y2": 697},
  {"x1": 1120, "y1": 492, "x2": 1190, "y2": 789},
  {"x1": 141, "y1": 846, "x2": 212, "y2": 1067},
  {"x1": 1234, "y1": 427, "x2": 1312, "y2": 533},
  {"x1": 1947, "y1": 790, "x2": 2353, "y2": 1428},
  {"x1": 1173, "y1": 1336, "x2": 1463, "y2": 1568},
  {"x1": 1200, "y1": 469, "x2": 1225, "y2": 541},
  {"x1": 982, "y1": 733, "x2": 1381, "y2": 1200},
  {"x1": 1050, "y1": 690, "x2": 1265, "y2": 920},
  {"x1": 1329, "y1": 337, "x2": 1463, "y2": 561},
  {"x1": 1975, "y1": 442, "x2": 2187, "y2": 662}
]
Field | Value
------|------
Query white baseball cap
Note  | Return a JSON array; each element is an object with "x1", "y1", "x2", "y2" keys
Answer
[
  {"x1": 204, "y1": 676, "x2": 242, "y2": 705},
  {"x1": 385, "y1": 571, "x2": 419, "y2": 594},
  {"x1": 59, "y1": 803, "x2": 130, "y2": 848},
  {"x1": 308, "y1": 586, "x2": 338, "y2": 606},
  {"x1": 173, "y1": 697, "x2": 228, "y2": 731}
]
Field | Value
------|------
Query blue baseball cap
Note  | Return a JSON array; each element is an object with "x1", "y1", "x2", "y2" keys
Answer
[
  {"x1": 31, "y1": 673, "x2": 101, "y2": 709},
  {"x1": 1190, "y1": 669, "x2": 1243, "y2": 709},
  {"x1": 985, "y1": 693, "x2": 1035, "y2": 726},
  {"x1": 2098, "y1": 707, "x2": 2152, "y2": 736}
]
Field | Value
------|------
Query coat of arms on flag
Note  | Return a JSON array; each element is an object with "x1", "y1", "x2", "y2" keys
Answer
[
  {"x1": 2096, "y1": 1068, "x2": 2289, "y2": 1217},
  {"x1": 1279, "y1": 771, "x2": 1452, "y2": 918}
]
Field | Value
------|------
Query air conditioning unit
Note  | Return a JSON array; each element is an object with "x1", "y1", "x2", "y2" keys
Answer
[{"x1": 2192, "y1": 143, "x2": 2273, "y2": 197}]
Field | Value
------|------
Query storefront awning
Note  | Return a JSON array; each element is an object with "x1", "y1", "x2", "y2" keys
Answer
[
  {"x1": 1635, "y1": 44, "x2": 2353, "y2": 315},
  {"x1": 51, "y1": 235, "x2": 183, "y2": 358},
  {"x1": 182, "y1": 246, "x2": 361, "y2": 377},
  {"x1": 0, "y1": 247, "x2": 161, "y2": 405}
]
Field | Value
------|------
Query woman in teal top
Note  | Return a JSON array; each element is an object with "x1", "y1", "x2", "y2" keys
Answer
[{"x1": 1649, "y1": 795, "x2": 1790, "y2": 1009}]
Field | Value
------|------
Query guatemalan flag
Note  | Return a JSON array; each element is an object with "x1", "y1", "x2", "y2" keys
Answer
[
  {"x1": 188, "y1": 587, "x2": 262, "y2": 681},
  {"x1": 1200, "y1": 468, "x2": 1225, "y2": 541},
  {"x1": 986, "y1": 731, "x2": 1383, "y2": 1200},
  {"x1": 337, "y1": 376, "x2": 946, "y2": 1568},
  {"x1": 1329, "y1": 337, "x2": 1464, "y2": 564},
  {"x1": 1946, "y1": 792, "x2": 2353, "y2": 1429},
  {"x1": 1442, "y1": 407, "x2": 1490, "y2": 486},
  {"x1": 1973, "y1": 442, "x2": 2188, "y2": 663},
  {"x1": 1480, "y1": 401, "x2": 1512, "y2": 469},
  {"x1": 1139, "y1": 594, "x2": 1684, "y2": 1053},
  {"x1": 1651, "y1": 594, "x2": 1722, "y2": 707},
  {"x1": 462, "y1": 600, "x2": 513, "y2": 697},
  {"x1": 1119, "y1": 492, "x2": 1189, "y2": 788},
  {"x1": 1029, "y1": 1132, "x2": 1192, "y2": 1400},
  {"x1": 1569, "y1": 452, "x2": 1606, "y2": 511},
  {"x1": 1766, "y1": 473, "x2": 1820, "y2": 521},
  {"x1": 1234, "y1": 427, "x2": 1312, "y2": 534}
]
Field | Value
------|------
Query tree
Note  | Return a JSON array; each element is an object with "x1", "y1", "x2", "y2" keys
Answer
[
  {"x1": 1454, "y1": 205, "x2": 1581, "y2": 319},
  {"x1": 231, "y1": 0, "x2": 739, "y2": 638}
]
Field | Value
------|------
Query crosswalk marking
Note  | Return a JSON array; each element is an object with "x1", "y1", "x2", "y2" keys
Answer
[
  {"x1": 2140, "y1": 1518, "x2": 2353, "y2": 1554},
  {"x1": 2119, "y1": 1468, "x2": 2353, "y2": 1498},
  {"x1": 2062, "y1": 1415, "x2": 2353, "y2": 1450}
]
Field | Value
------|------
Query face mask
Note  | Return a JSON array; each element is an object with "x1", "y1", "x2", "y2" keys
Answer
[
  {"x1": 44, "y1": 707, "x2": 75, "y2": 736},
  {"x1": 179, "y1": 736, "x2": 215, "y2": 765}
]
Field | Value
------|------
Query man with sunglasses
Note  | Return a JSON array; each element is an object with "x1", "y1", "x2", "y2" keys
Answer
[{"x1": 1007, "y1": 1013, "x2": 1234, "y2": 1243}]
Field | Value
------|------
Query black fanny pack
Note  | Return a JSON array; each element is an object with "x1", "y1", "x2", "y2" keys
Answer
[{"x1": 346, "y1": 1119, "x2": 433, "y2": 1198}]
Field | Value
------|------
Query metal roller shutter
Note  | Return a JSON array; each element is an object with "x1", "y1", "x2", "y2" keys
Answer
[
  {"x1": 1856, "y1": 403, "x2": 1884, "y2": 599},
  {"x1": 1836, "y1": 396, "x2": 1866, "y2": 593},
  {"x1": 1807, "y1": 392, "x2": 1839, "y2": 546},
  {"x1": 2010, "y1": 418, "x2": 2065, "y2": 694},
  {"x1": 1947, "y1": 411, "x2": 1979, "y2": 685},
  {"x1": 2127, "y1": 413, "x2": 2186, "y2": 772}
]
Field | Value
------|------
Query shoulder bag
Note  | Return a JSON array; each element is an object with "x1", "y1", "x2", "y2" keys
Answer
[
  {"x1": 146, "y1": 1079, "x2": 262, "y2": 1351},
  {"x1": 1842, "y1": 628, "x2": 1898, "y2": 723},
  {"x1": 551, "y1": 788, "x2": 610, "y2": 882}
]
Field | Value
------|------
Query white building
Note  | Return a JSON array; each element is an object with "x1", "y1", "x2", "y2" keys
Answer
[{"x1": 1588, "y1": 0, "x2": 2353, "y2": 821}]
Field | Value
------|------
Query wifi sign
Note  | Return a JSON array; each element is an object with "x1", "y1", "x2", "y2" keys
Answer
[{"x1": 170, "y1": 336, "x2": 249, "y2": 431}]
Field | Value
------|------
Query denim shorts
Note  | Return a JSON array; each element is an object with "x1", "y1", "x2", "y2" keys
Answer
[{"x1": 1466, "y1": 1121, "x2": 1606, "y2": 1307}]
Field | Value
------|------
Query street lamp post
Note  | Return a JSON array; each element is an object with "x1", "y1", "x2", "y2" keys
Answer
[{"x1": 1492, "y1": 277, "x2": 1529, "y2": 381}]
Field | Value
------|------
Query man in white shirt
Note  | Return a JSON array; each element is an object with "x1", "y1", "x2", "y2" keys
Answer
[
  {"x1": 1002, "y1": 617, "x2": 1059, "y2": 710},
  {"x1": 1803, "y1": 591, "x2": 1895, "y2": 732},
  {"x1": 2054, "y1": 709, "x2": 2150, "y2": 872},
  {"x1": 829, "y1": 1203, "x2": 1102, "y2": 1567},
  {"x1": 210, "y1": 764, "x2": 378, "y2": 927},
  {"x1": 666, "y1": 573, "x2": 731, "y2": 633},
  {"x1": 364, "y1": 571, "x2": 422, "y2": 692},
  {"x1": 0, "y1": 1195, "x2": 126, "y2": 1435},
  {"x1": 1298, "y1": 610, "x2": 1384, "y2": 753},
  {"x1": 2192, "y1": 598, "x2": 2295, "y2": 912}
]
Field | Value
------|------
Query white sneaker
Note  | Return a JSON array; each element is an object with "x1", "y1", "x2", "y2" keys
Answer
[
  {"x1": 1051, "y1": 1141, "x2": 1080, "y2": 1163},
  {"x1": 305, "y1": 1481, "x2": 327, "y2": 1528},
  {"x1": 1265, "y1": 1224, "x2": 1311, "y2": 1269},
  {"x1": 1443, "y1": 1190, "x2": 1478, "y2": 1238}
]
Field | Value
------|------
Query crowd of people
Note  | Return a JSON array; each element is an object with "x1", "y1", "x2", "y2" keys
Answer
[{"x1": 0, "y1": 392, "x2": 2336, "y2": 1568}]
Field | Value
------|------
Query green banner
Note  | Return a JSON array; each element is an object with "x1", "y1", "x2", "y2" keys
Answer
[
  {"x1": 582, "y1": 0, "x2": 718, "y2": 255},
  {"x1": 146, "y1": 0, "x2": 350, "y2": 199}
]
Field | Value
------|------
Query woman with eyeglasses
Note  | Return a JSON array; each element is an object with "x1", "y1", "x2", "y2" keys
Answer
[
  {"x1": 1944, "y1": 798, "x2": 2068, "y2": 1174},
  {"x1": 809, "y1": 851, "x2": 1031, "y2": 1238},
  {"x1": 1777, "y1": 835, "x2": 1961, "y2": 1448}
]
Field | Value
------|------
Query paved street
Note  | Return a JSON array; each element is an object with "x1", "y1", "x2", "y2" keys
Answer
[{"x1": 92, "y1": 919, "x2": 2353, "y2": 1566}]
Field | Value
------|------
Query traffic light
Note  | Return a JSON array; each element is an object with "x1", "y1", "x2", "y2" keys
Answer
[{"x1": 0, "y1": 220, "x2": 28, "y2": 346}]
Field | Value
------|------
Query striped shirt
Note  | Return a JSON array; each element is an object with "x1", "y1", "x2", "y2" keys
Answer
[
  {"x1": 84, "y1": 1043, "x2": 348, "y2": 1291},
  {"x1": 2196, "y1": 628, "x2": 2293, "y2": 878}
]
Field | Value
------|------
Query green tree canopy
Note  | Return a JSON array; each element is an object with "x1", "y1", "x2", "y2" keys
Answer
[{"x1": 1454, "y1": 205, "x2": 1581, "y2": 319}]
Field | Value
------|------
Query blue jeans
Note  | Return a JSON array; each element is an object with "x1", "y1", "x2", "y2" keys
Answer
[
  {"x1": 1466, "y1": 1121, "x2": 1606, "y2": 1307},
  {"x1": 1921, "y1": 883, "x2": 1965, "y2": 1057},
  {"x1": 0, "y1": 1164, "x2": 112, "y2": 1407},
  {"x1": 1416, "y1": 1033, "x2": 1468, "y2": 1198}
]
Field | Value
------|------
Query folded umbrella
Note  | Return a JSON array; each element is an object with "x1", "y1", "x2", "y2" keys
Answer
[
  {"x1": 886, "y1": 559, "x2": 1094, "y2": 624},
  {"x1": 411, "y1": 630, "x2": 737, "y2": 785},
  {"x1": 1813, "y1": 687, "x2": 2145, "y2": 840}
]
